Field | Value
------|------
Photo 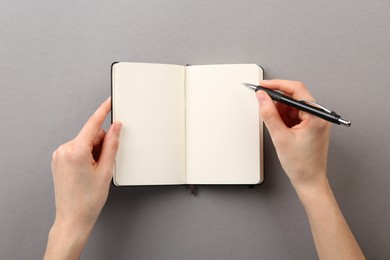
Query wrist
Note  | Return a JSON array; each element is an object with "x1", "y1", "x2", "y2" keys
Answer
[
  {"x1": 291, "y1": 172, "x2": 331, "y2": 202},
  {"x1": 293, "y1": 176, "x2": 333, "y2": 210},
  {"x1": 44, "y1": 219, "x2": 93, "y2": 260}
]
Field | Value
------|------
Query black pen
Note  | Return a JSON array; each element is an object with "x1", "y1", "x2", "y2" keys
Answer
[{"x1": 242, "y1": 83, "x2": 351, "y2": 127}]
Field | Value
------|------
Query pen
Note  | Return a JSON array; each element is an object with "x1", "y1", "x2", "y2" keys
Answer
[{"x1": 242, "y1": 83, "x2": 351, "y2": 127}]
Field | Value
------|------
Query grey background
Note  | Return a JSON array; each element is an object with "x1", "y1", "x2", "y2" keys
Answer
[{"x1": 1, "y1": 0, "x2": 389, "y2": 259}]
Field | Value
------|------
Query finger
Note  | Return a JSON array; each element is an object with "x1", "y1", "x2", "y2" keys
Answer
[
  {"x1": 92, "y1": 129, "x2": 106, "y2": 161},
  {"x1": 77, "y1": 97, "x2": 111, "y2": 144},
  {"x1": 256, "y1": 90, "x2": 288, "y2": 139},
  {"x1": 93, "y1": 129, "x2": 106, "y2": 147},
  {"x1": 97, "y1": 121, "x2": 122, "y2": 177},
  {"x1": 288, "y1": 109, "x2": 300, "y2": 122},
  {"x1": 260, "y1": 79, "x2": 315, "y2": 101}
]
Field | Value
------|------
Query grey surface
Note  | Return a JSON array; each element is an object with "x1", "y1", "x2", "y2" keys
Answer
[{"x1": 1, "y1": 0, "x2": 389, "y2": 259}]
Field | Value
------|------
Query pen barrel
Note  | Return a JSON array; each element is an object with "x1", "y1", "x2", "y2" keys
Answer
[
  {"x1": 254, "y1": 85, "x2": 345, "y2": 125},
  {"x1": 256, "y1": 86, "x2": 283, "y2": 100},
  {"x1": 279, "y1": 96, "x2": 341, "y2": 124}
]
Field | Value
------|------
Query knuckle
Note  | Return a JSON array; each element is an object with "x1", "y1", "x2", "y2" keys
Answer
[
  {"x1": 51, "y1": 143, "x2": 69, "y2": 169},
  {"x1": 55, "y1": 141, "x2": 87, "y2": 163},
  {"x1": 310, "y1": 117, "x2": 331, "y2": 132},
  {"x1": 317, "y1": 120, "x2": 331, "y2": 131},
  {"x1": 260, "y1": 106, "x2": 274, "y2": 123},
  {"x1": 51, "y1": 149, "x2": 58, "y2": 162},
  {"x1": 52, "y1": 143, "x2": 66, "y2": 161},
  {"x1": 51, "y1": 149, "x2": 59, "y2": 169},
  {"x1": 294, "y1": 81, "x2": 306, "y2": 90},
  {"x1": 65, "y1": 143, "x2": 84, "y2": 162},
  {"x1": 108, "y1": 139, "x2": 120, "y2": 153}
]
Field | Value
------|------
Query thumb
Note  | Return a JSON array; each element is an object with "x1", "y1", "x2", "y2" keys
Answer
[
  {"x1": 98, "y1": 121, "x2": 122, "y2": 174},
  {"x1": 256, "y1": 90, "x2": 287, "y2": 139}
]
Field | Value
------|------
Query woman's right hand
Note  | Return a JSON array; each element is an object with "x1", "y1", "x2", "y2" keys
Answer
[{"x1": 256, "y1": 80, "x2": 331, "y2": 193}]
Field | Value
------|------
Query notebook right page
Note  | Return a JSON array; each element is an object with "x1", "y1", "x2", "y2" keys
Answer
[{"x1": 185, "y1": 64, "x2": 263, "y2": 184}]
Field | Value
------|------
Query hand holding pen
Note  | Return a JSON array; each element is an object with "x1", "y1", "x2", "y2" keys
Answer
[
  {"x1": 251, "y1": 79, "x2": 364, "y2": 259},
  {"x1": 251, "y1": 79, "x2": 332, "y2": 188},
  {"x1": 243, "y1": 81, "x2": 351, "y2": 127}
]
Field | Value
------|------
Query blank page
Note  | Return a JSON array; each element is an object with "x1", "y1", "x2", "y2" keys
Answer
[
  {"x1": 112, "y1": 63, "x2": 185, "y2": 185},
  {"x1": 185, "y1": 64, "x2": 263, "y2": 184}
]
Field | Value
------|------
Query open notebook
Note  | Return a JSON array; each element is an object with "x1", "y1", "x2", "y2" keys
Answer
[{"x1": 111, "y1": 62, "x2": 263, "y2": 185}]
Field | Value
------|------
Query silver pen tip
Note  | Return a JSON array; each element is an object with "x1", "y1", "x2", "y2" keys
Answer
[
  {"x1": 338, "y1": 118, "x2": 351, "y2": 127},
  {"x1": 242, "y1": 82, "x2": 257, "y2": 92}
]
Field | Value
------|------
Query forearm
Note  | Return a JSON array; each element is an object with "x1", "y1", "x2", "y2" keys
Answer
[
  {"x1": 295, "y1": 179, "x2": 365, "y2": 260},
  {"x1": 44, "y1": 220, "x2": 93, "y2": 260}
]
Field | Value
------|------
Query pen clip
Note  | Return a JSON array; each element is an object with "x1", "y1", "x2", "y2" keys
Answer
[{"x1": 299, "y1": 99, "x2": 337, "y2": 115}]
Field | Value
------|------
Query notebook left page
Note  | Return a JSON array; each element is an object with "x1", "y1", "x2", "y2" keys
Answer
[{"x1": 112, "y1": 62, "x2": 185, "y2": 185}]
